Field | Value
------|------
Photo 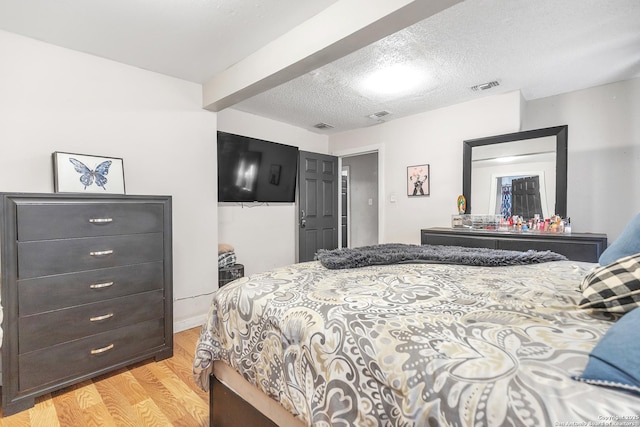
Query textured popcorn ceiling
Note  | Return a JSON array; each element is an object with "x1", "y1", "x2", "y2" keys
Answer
[
  {"x1": 1, "y1": 0, "x2": 639, "y2": 134},
  {"x1": 235, "y1": 0, "x2": 640, "y2": 133}
]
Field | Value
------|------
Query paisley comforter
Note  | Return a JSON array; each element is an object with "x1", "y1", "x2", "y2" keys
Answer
[{"x1": 193, "y1": 260, "x2": 639, "y2": 426}]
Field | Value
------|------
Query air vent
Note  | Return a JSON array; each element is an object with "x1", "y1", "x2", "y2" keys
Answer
[
  {"x1": 313, "y1": 122, "x2": 334, "y2": 129},
  {"x1": 367, "y1": 110, "x2": 391, "y2": 119},
  {"x1": 470, "y1": 81, "x2": 500, "y2": 91}
]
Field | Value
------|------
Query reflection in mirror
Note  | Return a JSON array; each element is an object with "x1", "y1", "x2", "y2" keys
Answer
[
  {"x1": 472, "y1": 137, "x2": 556, "y2": 218},
  {"x1": 463, "y1": 126, "x2": 567, "y2": 218}
]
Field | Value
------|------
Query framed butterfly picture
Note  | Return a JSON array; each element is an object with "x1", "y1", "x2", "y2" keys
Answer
[{"x1": 53, "y1": 152, "x2": 125, "y2": 194}]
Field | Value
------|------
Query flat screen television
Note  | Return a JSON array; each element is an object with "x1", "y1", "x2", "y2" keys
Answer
[{"x1": 217, "y1": 131, "x2": 299, "y2": 203}]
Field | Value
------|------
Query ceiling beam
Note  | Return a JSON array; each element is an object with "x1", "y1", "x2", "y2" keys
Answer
[{"x1": 202, "y1": 0, "x2": 461, "y2": 111}]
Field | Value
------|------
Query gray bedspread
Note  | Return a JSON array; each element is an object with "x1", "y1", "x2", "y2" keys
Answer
[
  {"x1": 316, "y1": 243, "x2": 567, "y2": 269},
  {"x1": 193, "y1": 261, "x2": 639, "y2": 426}
]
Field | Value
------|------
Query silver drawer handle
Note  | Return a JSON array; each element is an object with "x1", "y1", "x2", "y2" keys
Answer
[
  {"x1": 90, "y1": 250, "x2": 114, "y2": 256},
  {"x1": 90, "y1": 281, "x2": 114, "y2": 289},
  {"x1": 90, "y1": 344, "x2": 114, "y2": 355},
  {"x1": 90, "y1": 313, "x2": 114, "y2": 322},
  {"x1": 89, "y1": 218, "x2": 113, "y2": 223}
]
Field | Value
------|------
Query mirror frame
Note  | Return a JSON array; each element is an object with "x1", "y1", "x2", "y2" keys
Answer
[{"x1": 462, "y1": 125, "x2": 568, "y2": 218}]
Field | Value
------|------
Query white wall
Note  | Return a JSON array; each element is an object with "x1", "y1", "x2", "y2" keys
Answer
[
  {"x1": 329, "y1": 91, "x2": 522, "y2": 244},
  {"x1": 0, "y1": 30, "x2": 218, "y2": 332},
  {"x1": 522, "y1": 78, "x2": 640, "y2": 242},
  {"x1": 217, "y1": 109, "x2": 329, "y2": 275}
]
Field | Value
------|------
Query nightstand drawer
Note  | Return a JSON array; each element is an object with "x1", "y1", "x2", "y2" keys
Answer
[
  {"x1": 19, "y1": 290, "x2": 164, "y2": 353},
  {"x1": 19, "y1": 318, "x2": 165, "y2": 391},
  {"x1": 17, "y1": 202, "x2": 164, "y2": 241},
  {"x1": 18, "y1": 233, "x2": 164, "y2": 279},
  {"x1": 19, "y1": 262, "x2": 164, "y2": 316}
]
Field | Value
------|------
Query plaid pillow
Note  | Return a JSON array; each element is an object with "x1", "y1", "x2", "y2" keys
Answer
[{"x1": 579, "y1": 253, "x2": 640, "y2": 313}]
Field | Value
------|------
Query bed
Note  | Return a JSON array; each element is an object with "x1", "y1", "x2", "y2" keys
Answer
[{"x1": 193, "y1": 244, "x2": 640, "y2": 426}]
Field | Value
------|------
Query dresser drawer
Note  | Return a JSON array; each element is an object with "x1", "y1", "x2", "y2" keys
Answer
[
  {"x1": 19, "y1": 290, "x2": 164, "y2": 353},
  {"x1": 18, "y1": 262, "x2": 163, "y2": 316},
  {"x1": 19, "y1": 318, "x2": 166, "y2": 391},
  {"x1": 421, "y1": 231, "x2": 498, "y2": 249},
  {"x1": 18, "y1": 233, "x2": 163, "y2": 279},
  {"x1": 421, "y1": 228, "x2": 608, "y2": 262},
  {"x1": 17, "y1": 202, "x2": 164, "y2": 241},
  {"x1": 498, "y1": 238, "x2": 602, "y2": 263}
]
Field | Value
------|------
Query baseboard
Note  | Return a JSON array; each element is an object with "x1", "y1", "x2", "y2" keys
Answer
[{"x1": 174, "y1": 314, "x2": 207, "y2": 333}]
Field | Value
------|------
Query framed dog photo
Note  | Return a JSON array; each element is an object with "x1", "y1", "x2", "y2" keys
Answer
[
  {"x1": 407, "y1": 164, "x2": 430, "y2": 197},
  {"x1": 53, "y1": 151, "x2": 125, "y2": 194}
]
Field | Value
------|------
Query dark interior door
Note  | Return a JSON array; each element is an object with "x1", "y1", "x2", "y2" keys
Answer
[
  {"x1": 512, "y1": 176, "x2": 542, "y2": 218},
  {"x1": 298, "y1": 151, "x2": 338, "y2": 262}
]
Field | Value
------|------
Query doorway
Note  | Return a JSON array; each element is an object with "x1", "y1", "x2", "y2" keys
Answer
[{"x1": 341, "y1": 152, "x2": 379, "y2": 248}]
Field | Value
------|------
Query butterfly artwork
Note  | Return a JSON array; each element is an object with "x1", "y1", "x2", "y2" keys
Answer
[{"x1": 69, "y1": 157, "x2": 112, "y2": 190}]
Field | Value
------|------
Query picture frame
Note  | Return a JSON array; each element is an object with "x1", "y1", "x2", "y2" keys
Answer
[
  {"x1": 407, "y1": 164, "x2": 430, "y2": 197},
  {"x1": 53, "y1": 151, "x2": 126, "y2": 194}
]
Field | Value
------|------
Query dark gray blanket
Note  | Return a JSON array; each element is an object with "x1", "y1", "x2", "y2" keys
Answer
[{"x1": 316, "y1": 243, "x2": 567, "y2": 269}]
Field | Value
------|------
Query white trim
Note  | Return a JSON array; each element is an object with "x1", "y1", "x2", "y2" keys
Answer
[
  {"x1": 341, "y1": 165, "x2": 351, "y2": 248},
  {"x1": 174, "y1": 314, "x2": 207, "y2": 333}
]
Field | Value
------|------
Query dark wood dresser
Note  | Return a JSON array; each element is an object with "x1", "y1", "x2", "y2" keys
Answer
[
  {"x1": 0, "y1": 193, "x2": 173, "y2": 415},
  {"x1": 421, "y1": 227, "x2": 607, "y2": 262}
]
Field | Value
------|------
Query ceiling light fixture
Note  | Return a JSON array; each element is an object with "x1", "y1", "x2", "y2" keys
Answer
[{"x1": 360, "y1": 64, "x2": 426, "y2": 97}]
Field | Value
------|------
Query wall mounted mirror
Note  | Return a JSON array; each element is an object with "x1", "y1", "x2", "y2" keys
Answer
[{"x1": 462, "y1": 126, "x2": 568, "y2": 218}]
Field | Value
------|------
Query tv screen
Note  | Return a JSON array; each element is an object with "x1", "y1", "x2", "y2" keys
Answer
[{"x1": 217, "y1": 131, "x2": 299, "y2": 203}]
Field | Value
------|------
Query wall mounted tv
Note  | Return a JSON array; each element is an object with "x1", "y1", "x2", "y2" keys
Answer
[{"x1": 217, "y1": 131, "x2": 299, "y2": 203}]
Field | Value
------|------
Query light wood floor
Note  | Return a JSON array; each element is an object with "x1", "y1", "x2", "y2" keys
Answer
[{"x1": 0, "y1": 327, "x2": 208, "y2": 426}]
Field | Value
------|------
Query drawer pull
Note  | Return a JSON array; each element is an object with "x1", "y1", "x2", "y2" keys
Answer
[
  {"x1": 90, "y1": 344, "x2": 114, "y2": 355},
  {"x1": 90, "y1": 281, "x2": 114, "y2": 289},
  {"x1": 90, "y1": 313, "x2": 114, "y2": 322},
  {"x1": 89, "y1": 250, "x2": 114, "y2": 256},
  {"x1": 89, "y1": 218, "x2": 113, "y2": 224}
]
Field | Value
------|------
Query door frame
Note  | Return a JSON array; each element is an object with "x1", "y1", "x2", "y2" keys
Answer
[
  {"x1": 341, "y1": 166, "x2": 351, "y2": 249},
  {"x1": 333, "y1": 144, "x2": 385, "y2": 246}
]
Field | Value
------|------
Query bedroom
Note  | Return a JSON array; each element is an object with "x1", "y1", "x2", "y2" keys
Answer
[{"x1": 1, "y1": 0, "x2": 639, "y2": 424}]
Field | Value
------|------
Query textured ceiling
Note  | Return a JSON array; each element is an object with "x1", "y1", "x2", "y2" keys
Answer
[
  {"x1": 1, "y1": 0, "x2": 639, "y2": 134},
  {"x1": 235, "y1": 0, "x2": 640, "y2": 133}
]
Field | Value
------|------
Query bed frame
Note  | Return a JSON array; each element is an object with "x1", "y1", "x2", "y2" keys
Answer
[
  {"x1": 210, "y1": 375, "x2": 275, "y2": 427},
  {"x1": 209, "y1": 361, "x2": 305, "y2": 427}
]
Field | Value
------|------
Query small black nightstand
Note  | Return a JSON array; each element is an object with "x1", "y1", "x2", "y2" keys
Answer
[{"x1": 219, "y1": 263, "x2": 244, "y2": 287}]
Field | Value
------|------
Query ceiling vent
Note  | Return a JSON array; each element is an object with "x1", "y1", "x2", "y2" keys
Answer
[
  {"x1": 367, "y1": 110, "x2": 391, "y2": 119},
  {"x1": 470, "y1": 80, "x2": 500, "y2": 91},
  {"x1": 313, "y1": 122, "x2": 334, "y2": 129}
]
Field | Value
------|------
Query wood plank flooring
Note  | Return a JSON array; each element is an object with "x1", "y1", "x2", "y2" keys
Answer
[{"x1": 0, "y1": 327, "x2": 209, "y2": 426}]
